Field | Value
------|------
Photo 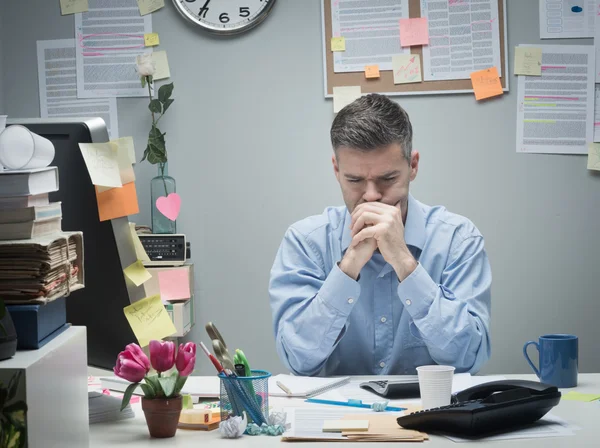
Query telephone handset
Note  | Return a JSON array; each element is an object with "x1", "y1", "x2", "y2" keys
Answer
[{"x1": 396, "y1": 379, "x2": 561, "y2": 436}]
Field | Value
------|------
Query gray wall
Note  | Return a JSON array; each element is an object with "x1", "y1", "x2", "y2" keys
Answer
[
  {"x1": 1, "y1": 0, "x2": 599, "y2": 376},
  {"x1": 0, "y1": 1, "x2": 4, "y2": 114}
]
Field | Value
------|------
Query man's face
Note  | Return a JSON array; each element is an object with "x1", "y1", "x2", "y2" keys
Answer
[{"x1": 332, "y1": 143, "x2": 419, "y2": 215}]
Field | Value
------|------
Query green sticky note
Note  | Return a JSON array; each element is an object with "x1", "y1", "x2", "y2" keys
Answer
[
  {"x1": 562, "y1": 391, "x2": 600, "y2": 402},
  {"x1": 182, "y1": 394, "x2": 194, "y2": 409}
]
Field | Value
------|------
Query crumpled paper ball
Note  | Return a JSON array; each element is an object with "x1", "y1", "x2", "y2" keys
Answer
[
  {"x1": 371, "y1": 400, "x2": 390, "y2": 412},
  {"x1": 267, "y1": 411, "x2": 287, "y2": 427},
  {"x1": 246, "y1": 423, "x2": 286, "y2": 436},
  {"x1": 219, "y1": 412, "x2": 248, "y2": 438}
]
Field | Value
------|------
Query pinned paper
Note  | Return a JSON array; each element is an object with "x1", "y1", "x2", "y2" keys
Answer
[
  {"x1": 137, "y1": 0, "x2": 164, "y2": 16},
  {"x1": 60, "y1": 0, "x2": 88, "y2": 15},
  {"x1": 588, "y1": 143, "x2": 600, "y2": 171},
  {"x1": 470, "y1": 67, "x2": 503, "y2": 101},
  {"x1": 144, "y1": 33, "x2": 160, "y2": 47},
  {"x1": 514, "y1": 47, "x2": 542, "y2": 76},
  {"x1": 365, "y1": 65, "x2": 380, "y2": 79},
  {"x1": 123, "y1": 295, "x2": 176, "y2": 347},
  {"x1": 152, "y1": 51, "x2": 170, "y2": 80},
  {"x1": 158, "y1": 269, "x2": 191, "y2": 302},
  {"x1": 562, "y1": 391, "x2": 600, "y2": 402},
  {"x1": 331, "y1": 37, "x2": 346, "y2": 52},
  {"x1": 392, "y1": 54, "x2": 422, "y2": 84},
  {"x1": 399, "y1": 18, "x2": 429, "y2": 47},
  {"x1": 97, "y1": 141, "x2": 136, "y2": 193},
  {"x1": 113, "y1": 136, "x2": 136, "y2": 165},
  {"x1": 79, "y1": 142, "x2": 122, "y2": 188},
  {"x1": 96, "y1": 182, "x2": 140, "y2": 222},
  {"x1": 156, "y1": 193, "x2": 181, "y2": 221},
  {"x1": 333, "y1": 86, "x2": 361, "y2": 113},
  {"x1": 130, "y1": 223, "x2": 150, "y2": 262},
  {"x1": 124, "y1": 260, "x2": 152, "y2": 287}
]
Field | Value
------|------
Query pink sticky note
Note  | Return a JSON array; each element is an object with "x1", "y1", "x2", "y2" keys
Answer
[
  {"x1": 156, "y1": 193, "x2": 181, "y2": 221},
  {"x1": 157, "y1": 269, "x2": 191, "y2": 302},
  {"x1": 399, "y1": 18, "x2": 429, "y2": 47}
]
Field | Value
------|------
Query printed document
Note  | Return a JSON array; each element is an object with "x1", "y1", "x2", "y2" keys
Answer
[
  {"x1": 540, "y1": 0, "x2": 596, "y2": 39},
  {"x1": 595, "y1": 85, "x2": 600, "y2": 142}
]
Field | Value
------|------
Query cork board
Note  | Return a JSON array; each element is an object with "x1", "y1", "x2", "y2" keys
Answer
[{"x1": 323, "y1": 0, "x2": 508, "y2": 97}]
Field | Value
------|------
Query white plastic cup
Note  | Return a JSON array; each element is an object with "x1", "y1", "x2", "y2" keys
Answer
[
  {"x1": 0, "y1": 125, "x2": 55, "y2": 170},
  {"x1": 417, "y1": 365, "x2": 455, "y2": 410}
]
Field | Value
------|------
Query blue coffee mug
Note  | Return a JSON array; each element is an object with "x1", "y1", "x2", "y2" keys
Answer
[{"x1": 523, "y1": 334, "x2": 578, "y2": 388}]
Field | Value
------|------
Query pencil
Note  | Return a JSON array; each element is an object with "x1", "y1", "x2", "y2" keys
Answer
[{"x1": 276, "y1": 381, "x2": 293, "y2": 396}]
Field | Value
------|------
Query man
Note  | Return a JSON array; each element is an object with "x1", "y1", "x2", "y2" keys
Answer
[{"x1": 269, "y1": 94, "x2": 491, "y2": 377}]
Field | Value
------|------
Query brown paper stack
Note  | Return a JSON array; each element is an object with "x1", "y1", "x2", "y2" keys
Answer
[{"x1": 341, "y1": 412, "x2": 428, "y2": 442}]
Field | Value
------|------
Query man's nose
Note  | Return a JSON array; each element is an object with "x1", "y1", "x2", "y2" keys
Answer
[{"x1": 363, "y1": 182, "x2": 382, "y2": 202}]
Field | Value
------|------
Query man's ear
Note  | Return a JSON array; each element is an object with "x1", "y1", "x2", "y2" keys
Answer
[{"x1": 409, "y1": 150, "x2": 419, "y2": 182}]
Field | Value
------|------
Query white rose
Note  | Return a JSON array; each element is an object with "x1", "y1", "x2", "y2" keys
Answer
[{"x1": 136, "y1": 54, "x2": 155, "y2": 76}]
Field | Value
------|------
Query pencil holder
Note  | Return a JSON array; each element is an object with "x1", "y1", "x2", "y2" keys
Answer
[{"x1": 219, "y1": 370, "x2": 270, "y2": 426}]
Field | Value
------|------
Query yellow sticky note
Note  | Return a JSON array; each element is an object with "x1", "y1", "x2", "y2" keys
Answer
[
  {"x1": 124, "y1": 260, "x2": 152, "y2": 287},
  {"x1": 60, "y1": 0, "x2": 89, "y2": 15},
  {"x1": 113, "y1": 136, "x2": 136, "y2": 165},
  {"x1": 331, "y1": 37, "x2": 346, "y2": 52},
  {"x1": 333, "y1": 86, "x2": 361, "y2": 113},
  {"x1": 79, "y1": 142, "x2": 122, "y2": 188},
  {"x1": 365, "y1": 65, "x2": 380, "y2": 79},
  {"x1": 588, "y1": 143, "x2": 600, "y2": 171},
  {"x1": 152, "y1": 51, "x2": 170, "y2": 80},
  {"x1": 470, "y1": 67, "x2": 503, "y2": 101},
  {"x1": 514, "y1": 47, "x2": 542, "y2": 76},
  {"x1": 144, "y1": 33, "x2": 160, "y2": 47},
  {"x1": 137, "y1": 0, "x2": 164, "y2": 16},
  {"x1": 97, "y1": 141, "x2": 136, "y2": 193},
  {"x1": 129, "y1": 223, "x2": 150, "y2": 262},
  {"x1": 392, "y1": 54, "x2": 422, "y2": 84},
  {"x1": 562, "y1": 391, "x2": 600, "y2": 402},
  {"x1": 124, "y1": 295, "x2": 176, "y2": 347}
]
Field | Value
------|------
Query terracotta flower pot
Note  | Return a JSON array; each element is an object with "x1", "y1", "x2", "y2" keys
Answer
[{"x1": 141, "y1": 396, "x2": 183, "y2": 438}]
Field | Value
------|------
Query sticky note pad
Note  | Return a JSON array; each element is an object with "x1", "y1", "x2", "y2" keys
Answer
[
  {"x1": 79, "y1": 142, "x2": 122, "y2": 188},
  {"x1": 331, "y1": 37, "x2": 346, "y2": 52},
  {"x1": 393, "y1": 54, "x2": 422, "y2": 84},
  {"x1": 470, "y1": 67, "x2": 503, "y2": 101},
  {"x1": 322, "y1": 420, "x2": 369, "y2": 433},
  {"x1": 144, "y1": 33, "x2": 160, "y2": 47},
  {"x1": 365, "y1": 65, "x2": 380, "y2": 79},
  {"x1": 152, "y1": 51, "x2": 171, "y2": 80},
  {"x1": 96, "y1": 182, "x2": 140, "y2": 222},
  {"x1": 588, "y1": 143, "x2": 600, "y2": 171},
  {"x1": 562, "y1": 391, "x2": 600, "y2": 402},
  {"x1": 113, "y1": 136, "x2": 136, "y2": 165},
  {"x1": 124, "y1": 260, "x2": 152, "y2": 287},
  {"x1": 399, "y1": 18, "x2": 429, "y2": 47},
  {"x1": 158, "y1": 269, "x2": 191, "y2": 301},
  {"x1": 60, "y1": 0, "x2": 89, "y2": 15},
  {"x1": 137, "y1": 0, "x2": 164, "y2": 16},
  {"x1": 97, "y1": 141, "x2": 136, "y2": 193},
  {"x1": 333, "y1": 86, "x2": 361, "y2": 113},
  {"x1": 123, "y1": 295, "x2": 176, "y2": 347},
  {"x1": 514, "y1": 47, "x2": 542, "y2": 76},
  {"x1": 130, "y1": 223, "x2": 150, "y2": 262}
]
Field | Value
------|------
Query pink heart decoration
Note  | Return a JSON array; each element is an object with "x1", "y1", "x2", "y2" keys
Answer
[{"x1": 156, "y1": 193, "x2": 181, "y2": 221}]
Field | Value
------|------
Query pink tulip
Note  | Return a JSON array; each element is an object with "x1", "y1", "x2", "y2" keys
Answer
[
  {"x1": 114, "y1": 343, "x2": 150, "y2": 383},
  {"x1": 176, "y1": 342, "x2": 196, "y2": 376},
  {"x1": 149, "y1": 340, "x2": 176, "y2": 373}
]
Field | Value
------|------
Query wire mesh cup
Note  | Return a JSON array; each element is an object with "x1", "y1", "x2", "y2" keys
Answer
[{"x1": 219, "y1": 370, "x2": 270, "y2": 425}]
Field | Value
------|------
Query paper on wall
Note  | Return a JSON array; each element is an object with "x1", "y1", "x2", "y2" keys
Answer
[
  {"x1": 152, "y1": 50, "x2": 170, "y2": 80},
  {"x1": 392, "y1": 54, "x2": 422, "y2": 84},
  {"x1": 539, "y1": 0, "x2": 596, "y2": 39},
  {"x1": 594, "y1": 85, "x2": 600, "y2": 143},
  {"x1": 333, "y1": 86, "x2": 361, "y2": 113}
]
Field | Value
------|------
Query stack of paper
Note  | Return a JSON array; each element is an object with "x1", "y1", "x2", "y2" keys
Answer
[
  {"x1": 341, "y1": 414, "x2": 428, "y2": 442},
  {"x1": 88, "y1": 392, "x2": 134, "y2": 424}
]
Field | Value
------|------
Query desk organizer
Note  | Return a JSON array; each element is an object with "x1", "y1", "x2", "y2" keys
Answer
[{"x1": 219, "y1": 370, "x2": 270, "y2": 425}]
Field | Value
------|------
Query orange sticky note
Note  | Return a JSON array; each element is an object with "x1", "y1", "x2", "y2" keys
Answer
[
  {"x1": 399, "y1": 18, "x2": 429, "y2": 46},
  {"x1": 470, "y1": 67, "x2": 503, "y2": 100},
  {"x1": 365, "y1": 65, "x2": 380, "y2": 78},
  {"x1": 96, "y1": 182, "x2": 140, "y2": 221}
]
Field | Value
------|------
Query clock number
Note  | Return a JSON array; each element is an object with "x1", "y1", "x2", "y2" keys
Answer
[
  {"x1": 198, "y1": 0, "x2": 210, "y2": 18},
  {"x1": 219, "y1": 12, "x2": 230, "y2": 23},
  {"x1": 239, "y1": 7, "x2": 250, "y2": 17}
]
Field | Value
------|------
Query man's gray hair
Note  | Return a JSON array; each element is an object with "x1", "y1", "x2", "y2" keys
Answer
[{"x1": 330, "y1": 93, "x2": 413, "y2": 161}]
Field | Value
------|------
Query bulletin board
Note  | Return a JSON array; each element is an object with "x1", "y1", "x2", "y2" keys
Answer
[{"x1": 322, "y1": 0, "x2": 508, "y2": 97}]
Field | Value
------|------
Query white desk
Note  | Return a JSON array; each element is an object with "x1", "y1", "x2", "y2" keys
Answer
[{"x1": 90, "y1": 374, "x2": 600, "y2": 447}]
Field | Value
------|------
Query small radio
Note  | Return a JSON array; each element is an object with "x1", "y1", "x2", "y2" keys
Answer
[{"x1": 139, "y1": 234, "x2": 189, "y2": 266}]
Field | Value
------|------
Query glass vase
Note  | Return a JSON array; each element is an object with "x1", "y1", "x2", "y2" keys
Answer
[{"x1": 151, "y1": 162, "x2": 177, "y2": 234}]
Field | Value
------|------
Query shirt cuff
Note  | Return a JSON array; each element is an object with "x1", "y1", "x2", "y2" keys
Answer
[
  {"x1": 396, "y1": 263, "x2": 438, "y2": 319},
  {"x1": 317, "y1": 262, "x2": 361, "y2": 315}
]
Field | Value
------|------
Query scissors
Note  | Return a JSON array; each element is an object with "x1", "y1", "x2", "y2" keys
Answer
[{"x1": 205, "y1": 322, "x2": 236, "y2": 371}]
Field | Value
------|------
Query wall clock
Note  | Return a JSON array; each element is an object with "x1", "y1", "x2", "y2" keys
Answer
[{"x1": 172, "y1": 0, "x2": 277, "y2": 35}]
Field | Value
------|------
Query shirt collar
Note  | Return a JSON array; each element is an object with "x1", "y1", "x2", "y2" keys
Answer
[{"x1": 341, "y1": 194, "x2": 426, "y2": 252}]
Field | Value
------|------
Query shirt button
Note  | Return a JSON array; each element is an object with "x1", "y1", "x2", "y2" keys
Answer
[
  {"x1": 380, "y1": 317, "x2": 387, "y2": 323},
  {"x1": 405, "y1": 299, "x2": 412, "y2": 306},
  {"x1": 379, "y1": 361, "x2": 386, "y2": 368},
  {"x1": 347, "y1": 298, "x2": 354, "y2": 304}
]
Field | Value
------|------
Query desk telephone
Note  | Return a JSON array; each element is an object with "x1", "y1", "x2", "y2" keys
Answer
[{"x1": 396, "y1": 380, "x2": 561, "y2": 436}]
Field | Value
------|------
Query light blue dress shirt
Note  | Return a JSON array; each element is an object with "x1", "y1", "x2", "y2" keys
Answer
[{"x1": 269, "y1": 194, "x2": 491, "y2": 377}]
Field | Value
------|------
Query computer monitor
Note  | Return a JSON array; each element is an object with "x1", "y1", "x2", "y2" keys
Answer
[{"x1": 7, "y1": 117, "x2": 140, "y2": 369}]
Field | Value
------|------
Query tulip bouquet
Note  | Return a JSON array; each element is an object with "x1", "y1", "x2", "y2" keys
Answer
[{"x1": 114, "y1": 340, "x2": 196, "y2": 411}]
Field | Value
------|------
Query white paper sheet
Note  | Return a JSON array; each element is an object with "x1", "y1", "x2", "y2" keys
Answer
[
  {"x1": 75, "y1": 0, "x2": 152, "y2": 98},
  {"x1": 595, "y1": 85, "x2": 600, "y2": 142},
  {"x1": 516, "y1": 45, "x2": 595, "y2": 154},
  {"x1": 540, "y1": 0, "x2": 596, "y2": 39},
  {"x1": 330, "y1": 0, "x2": 409, "y2": 73},
  {"x1": 595, "y1": 1, "x2": 600, "y2": 83},
  {"x1": 37, "y1": 39, "x2": 118, "y2": 139},
  {"x1": 421, "y1": 0, "x2": 501, "y2": 81}
]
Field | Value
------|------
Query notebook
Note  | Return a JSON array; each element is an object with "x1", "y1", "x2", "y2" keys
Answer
[{"x1": 269, "y1": 374, "x2": 351, "y2": 398}]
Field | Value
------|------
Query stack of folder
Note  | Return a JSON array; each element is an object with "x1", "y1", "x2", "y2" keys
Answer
[{"x1": 340, "y1": 414, "x2": 428, "y2": 442}]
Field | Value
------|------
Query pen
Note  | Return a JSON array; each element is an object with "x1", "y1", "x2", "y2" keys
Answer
[
  {"x1": 305, "y1": 398, "x2": 406, "y2": 412},
  {"x1": 276, "y1": 381, "x2": 293, "y2": 396},
  {"x1": 199, "y1": 341, "x2": 224, "y2": 374}
]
